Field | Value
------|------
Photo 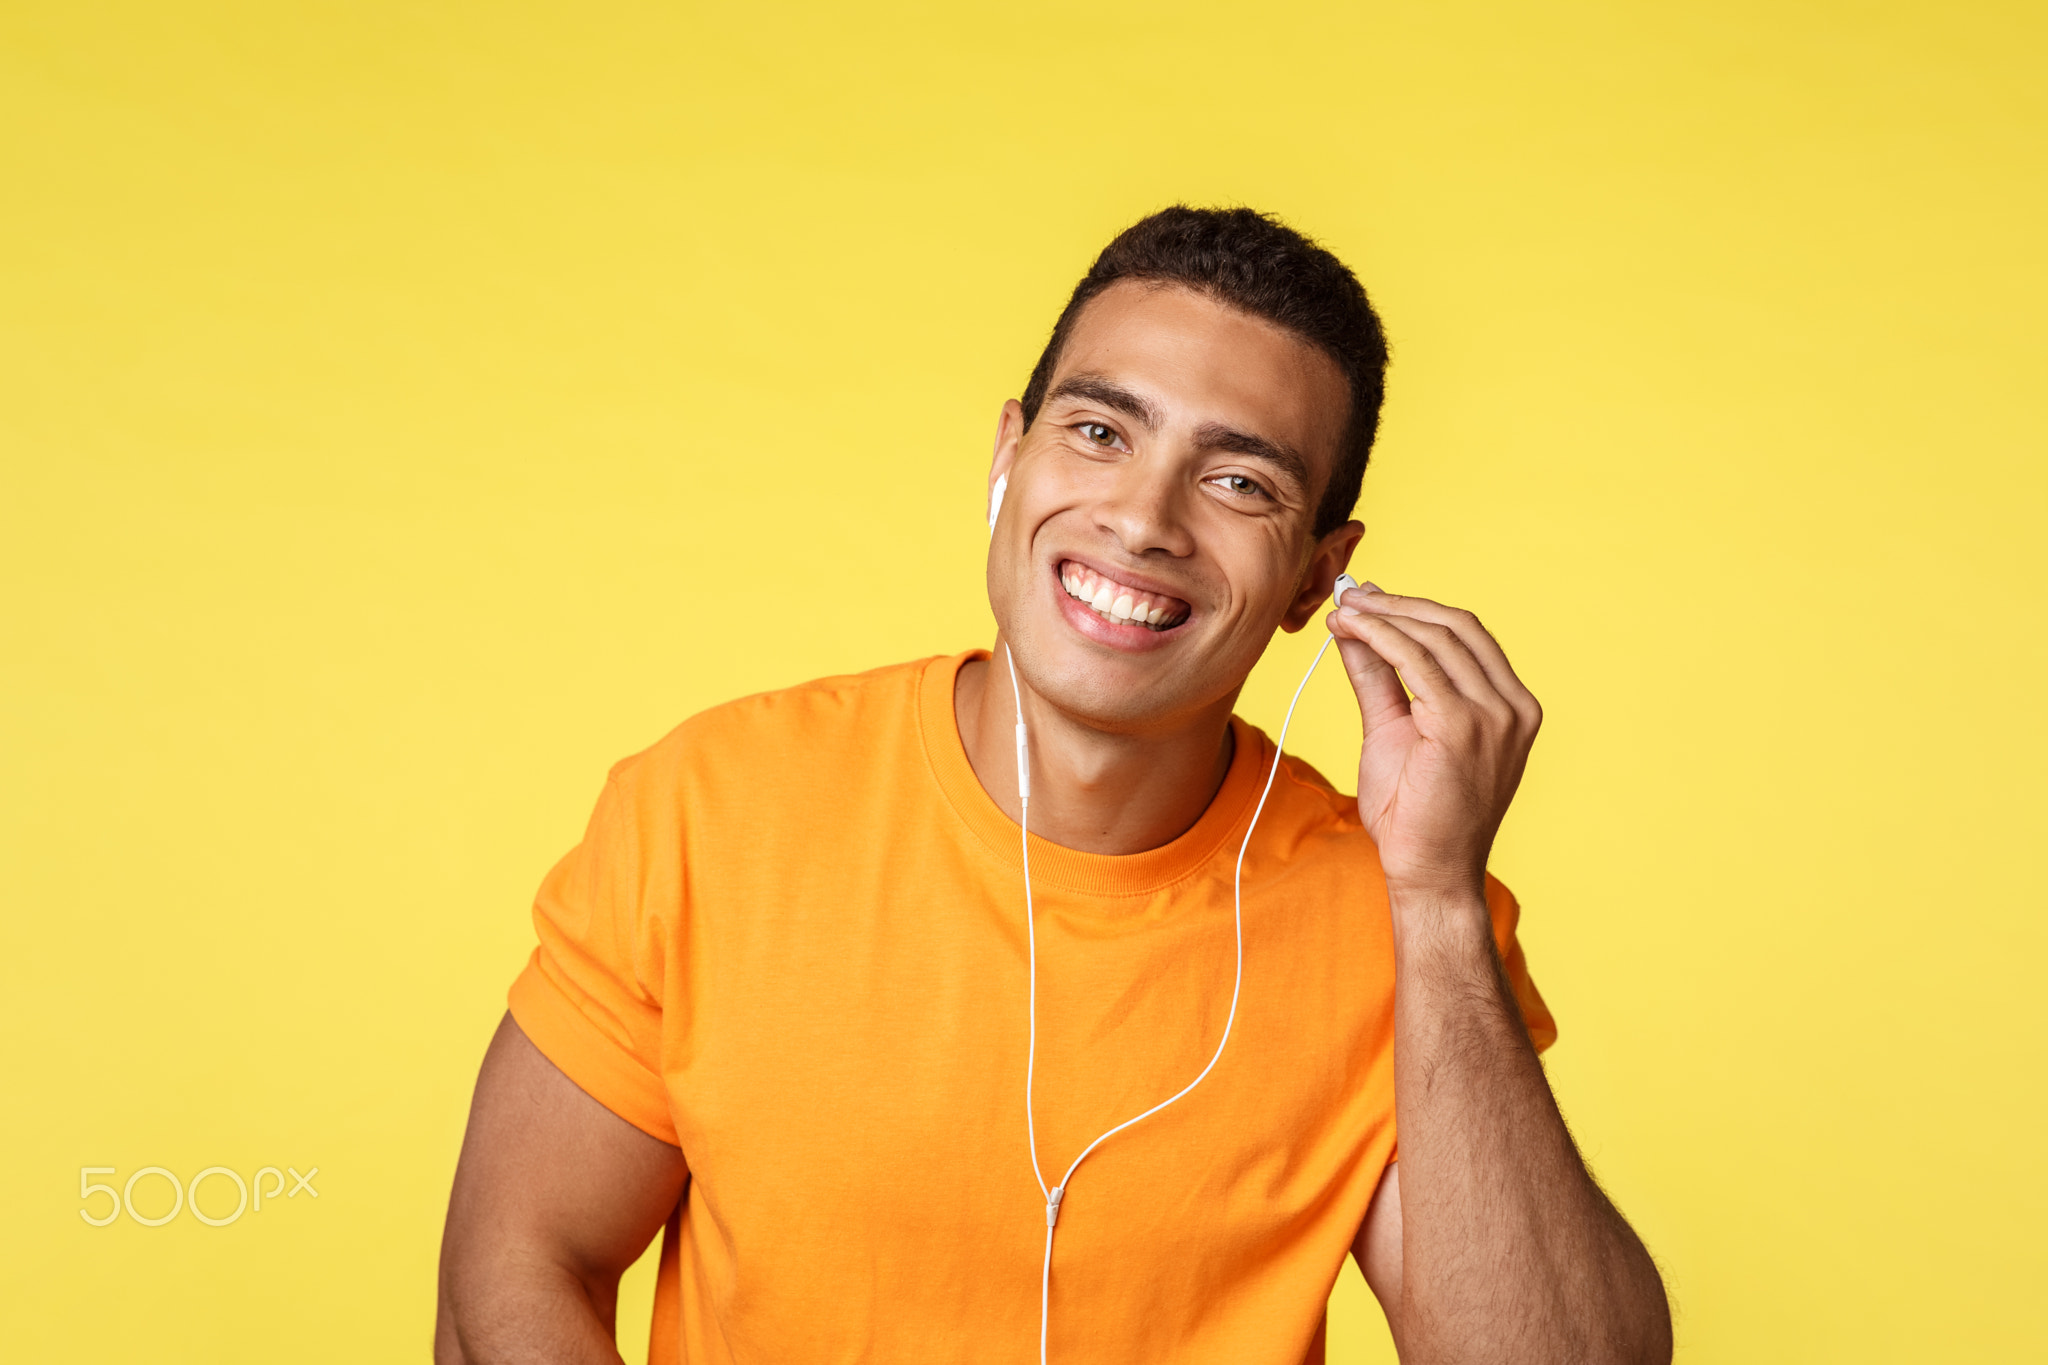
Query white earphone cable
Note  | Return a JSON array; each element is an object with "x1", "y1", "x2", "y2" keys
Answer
[{"x1": 1005, "y1": 627, "x2": 1338, "y2": 1364}]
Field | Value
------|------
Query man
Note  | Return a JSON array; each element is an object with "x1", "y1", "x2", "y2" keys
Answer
[{"x1": 436, "y1": 206, "x2": 1671, "y2": 1364}]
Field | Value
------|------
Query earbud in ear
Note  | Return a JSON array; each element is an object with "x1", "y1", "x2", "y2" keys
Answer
[
  {"x1": 1334, "y1": 573, "x2": 1359, "y2": 600},
  {"x1": 987, "y1": 474, "x2": 1008, "y2": 532}
]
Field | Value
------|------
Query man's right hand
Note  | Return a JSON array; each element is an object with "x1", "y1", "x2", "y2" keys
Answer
[{"x1": 436, "y1": 1014, "x2": 689, "y2": 1364}]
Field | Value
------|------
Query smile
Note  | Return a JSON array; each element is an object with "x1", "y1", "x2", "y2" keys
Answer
[{"x1": 1057, "y1": 560, "x2": 1191, "y2": 631}]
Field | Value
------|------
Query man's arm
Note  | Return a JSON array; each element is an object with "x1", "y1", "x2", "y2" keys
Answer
[
  {"x1": 436, "y1": 1013, "x2": 689, "y2": 1365},
  {"x1": 1331, "y1": 584, "x2": 1671, "y2": 1364},
  {"x1": 1352, "y1": 955, "x2": 1669, "y2": 1363}
]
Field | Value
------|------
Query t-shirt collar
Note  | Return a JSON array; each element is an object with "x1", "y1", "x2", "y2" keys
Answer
[{"x1": 917, "y1": 650, "x2": 1269, "y2": 899}]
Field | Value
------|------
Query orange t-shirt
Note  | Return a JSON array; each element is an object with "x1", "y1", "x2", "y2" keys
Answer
[{"x1": 508, "y1": 651, "x2": 1554, "y2": 1365}]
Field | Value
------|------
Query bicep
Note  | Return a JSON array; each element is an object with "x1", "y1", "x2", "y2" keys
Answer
[
  {"x1": 443, "y1": 1013, "x2": 688, "y2": 1286},
  {"x1": 1352, "y1": 1161, "x2": 1406, "y2": 1345}
]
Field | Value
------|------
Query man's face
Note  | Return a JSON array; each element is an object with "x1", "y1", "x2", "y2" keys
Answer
[{"x1": 987, "y1": 280, "x2": 1361, "y2": 733}]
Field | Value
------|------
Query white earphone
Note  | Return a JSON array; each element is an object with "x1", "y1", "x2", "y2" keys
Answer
[{"x1": 991, "y1": 479, "x2": 1357, "y2": 1361}]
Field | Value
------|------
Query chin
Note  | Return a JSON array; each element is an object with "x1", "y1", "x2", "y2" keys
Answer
[{"x1": 1012, "y1": 626, "x2": 1237, "y2": 734}]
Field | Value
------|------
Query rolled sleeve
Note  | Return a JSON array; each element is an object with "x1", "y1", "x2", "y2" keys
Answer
[{"x1": 507, "y1": 769, "x2": 680, "y2": 1146}]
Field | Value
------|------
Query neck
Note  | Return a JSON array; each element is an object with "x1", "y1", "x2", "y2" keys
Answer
[{"x1": 954, "y1": 636, "x2": 1238, "y2": 856}]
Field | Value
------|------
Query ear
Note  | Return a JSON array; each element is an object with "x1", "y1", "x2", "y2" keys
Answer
[
  {"x1": 989, "y1": 399, "x2": 1025, "y2": 520},
  {"x1": 1279, "y1": 519, "x2": 1365, "y2": 633}
]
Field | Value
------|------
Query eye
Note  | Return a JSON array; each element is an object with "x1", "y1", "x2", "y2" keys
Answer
[
  {"x1": 1077, "y1": 422, "x2": 1119, "y2": 447},
  {"x1": 1212, "y1": 473, "x2": 1268, "y2": 499}
]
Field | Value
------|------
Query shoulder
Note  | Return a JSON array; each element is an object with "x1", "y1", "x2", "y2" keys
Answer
[
  {"x1": 1273, "y1": 748, "x2": 1359, "y2": 825},
  {"x1": 606, "y1": 655, "x2": 945, "y2": 797},
  {"x1": 1232, "y1": 716, "x2": 1361, "y2": 833},
  {"x1": 1232, "y1": 725, "x2": 1382, "y2": 873}
]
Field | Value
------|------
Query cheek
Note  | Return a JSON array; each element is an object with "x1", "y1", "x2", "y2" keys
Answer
[
  {"x1": 1210, "y1": 532, "x2": 1307, "y2": 625},
  {"x1": 986, "y1": 527, "x2": 1029, "y2": 612}
]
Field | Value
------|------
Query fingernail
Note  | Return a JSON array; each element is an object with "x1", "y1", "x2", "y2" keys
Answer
[{"x1": 1361, "y1": 581, "x2": 1384, "y2": 594}]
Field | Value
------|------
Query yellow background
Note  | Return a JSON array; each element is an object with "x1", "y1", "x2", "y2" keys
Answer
[{"x1": 3, "y1": 2, "x2": 2042, "y2": 1360}]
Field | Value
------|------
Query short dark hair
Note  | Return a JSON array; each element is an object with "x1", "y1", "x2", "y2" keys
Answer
[{"x1": 1020, "y1": 206, "x2": 1389, "y2": 539}]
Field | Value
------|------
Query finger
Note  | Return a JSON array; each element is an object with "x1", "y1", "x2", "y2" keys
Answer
[
  {"x1": 1339, "y1": 586, "x2": 1540, "y2": 722},
  {"x1": 1351, "y1": 611, "x2": 1514, "y2": 724},
  {"x1": 1339, "y1": 586, "x2": 1523, "y2": 696},
  {"x1": 1327, "y1": 616, "x2": 1411, "y2": 733},
  {"x1": 1330, "y1": 609, "x2": 1461, "y2": 712}
]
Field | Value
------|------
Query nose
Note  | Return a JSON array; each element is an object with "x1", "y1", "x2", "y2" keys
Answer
[{"x1": 1094, "y1": 457, "x2": 1195, "y2": 559}]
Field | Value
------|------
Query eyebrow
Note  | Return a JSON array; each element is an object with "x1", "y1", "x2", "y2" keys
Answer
[
  {"x1": 1191, "y1": 422, "x2": 1312, "y2": 499},
  {"x1": 1043, "y1": 374, "x2": 1163, "y2": 432}
]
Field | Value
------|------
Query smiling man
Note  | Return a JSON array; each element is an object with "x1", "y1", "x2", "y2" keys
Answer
[{"x1": 436, "y1": 207, "x2": 1671, "y2": 1365}]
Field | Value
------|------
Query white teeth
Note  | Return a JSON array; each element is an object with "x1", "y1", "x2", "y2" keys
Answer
[{"x1": 1061, "y1": 563, "x2": 1183, "y2": 629}]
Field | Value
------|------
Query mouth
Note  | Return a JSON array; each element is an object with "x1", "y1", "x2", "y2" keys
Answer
[{"x1": 1056, "y1": 560, "x2": 1192, "y2": 632}]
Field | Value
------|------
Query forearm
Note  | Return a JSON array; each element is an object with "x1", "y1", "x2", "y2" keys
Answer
[
  {"x1": 1389, "y1": 889, "x2": 1669, "y2": 1365},
  {"x1": 435, "y1": 1246, "x2": 627, "y2": 1365}
]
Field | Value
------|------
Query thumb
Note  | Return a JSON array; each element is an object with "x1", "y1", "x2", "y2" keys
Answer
[{"x1": 1333, "y1": 629, "x2": 1411, "y2": 736}]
